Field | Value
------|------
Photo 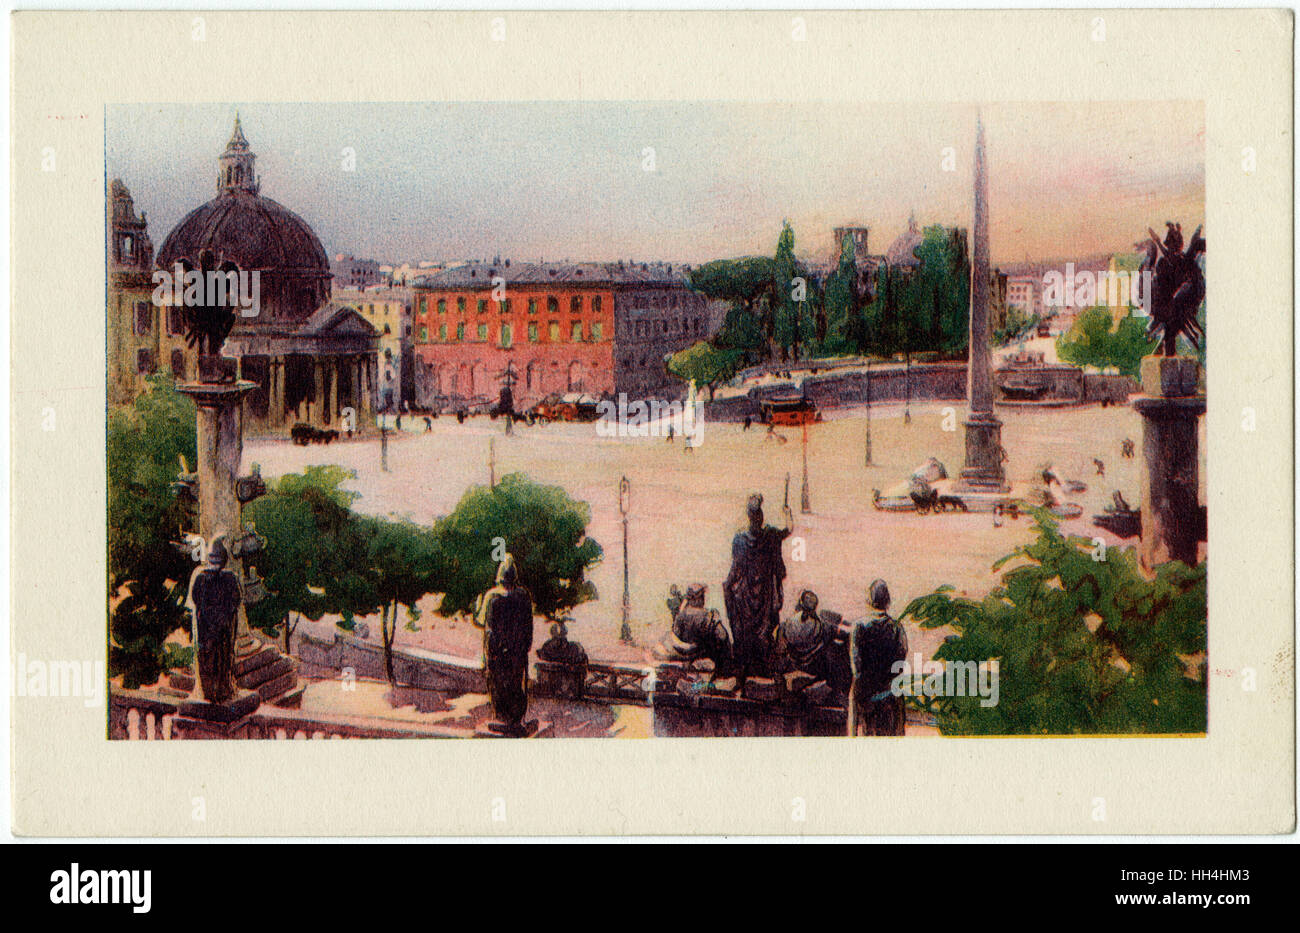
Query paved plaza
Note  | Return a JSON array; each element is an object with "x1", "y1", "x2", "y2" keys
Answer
[{"x1": 244, "y1": 401, "x2": 1203, "y2": 666}]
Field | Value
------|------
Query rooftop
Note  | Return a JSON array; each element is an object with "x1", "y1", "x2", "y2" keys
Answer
[{"x1": 413, "y1": 260, "x2": 693, "y2": 290}]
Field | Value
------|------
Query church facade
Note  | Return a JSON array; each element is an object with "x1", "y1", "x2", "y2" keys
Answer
[{"x1": 135, "y1": 117, "x2": 380, "y2": 432}]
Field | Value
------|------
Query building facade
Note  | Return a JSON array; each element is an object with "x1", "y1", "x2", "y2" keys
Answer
[
  {"x1": 409, "y1": 261, "x2": 714, "y2": 409},
  {"x1": 155, "y1": 117, "x2": 379, "y2": 432},
  {"x1": 334, "y1": 286, "x2": 414, "y2": 411},
  {"x1": 330, "y1": 254, "x2": 384, "y2": 289},
  {"x1": 107, "y1": 179, "x2": 194, "y2": 405}
]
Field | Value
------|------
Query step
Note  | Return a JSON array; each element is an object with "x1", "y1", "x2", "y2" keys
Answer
[
  {"x1": 233, "y1": 645, "x2": 280, "y2": 677},
  {"x1": 239, "y1": 656, "x2": 295, "y2": 690},
  {"x1": 256, "y1": 669, "x2": 299, "y2": 701},
  {"x1": 271, "y1": 684, "x2": 307, "y2": 709}
]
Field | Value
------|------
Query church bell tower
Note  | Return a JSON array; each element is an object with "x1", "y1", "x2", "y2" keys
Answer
[{"x1": 217, "y1": 114, "x2": 259, "y2": 196}]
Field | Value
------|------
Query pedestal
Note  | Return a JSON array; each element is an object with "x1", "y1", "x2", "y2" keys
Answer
[
  {"x1": 1132, "y1": 389, "x2": 1205, "y2": 571},
  {"x1": 177, "y1": 687, "x2": 261, "y2": 724},
  {"x1": 955, "y1": 411, "x2": 1010, "y2": 493}
]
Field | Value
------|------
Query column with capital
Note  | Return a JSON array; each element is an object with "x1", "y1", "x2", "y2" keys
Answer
[{"x1": 176, "y1": 372, "x2": 262, "y2": 723}]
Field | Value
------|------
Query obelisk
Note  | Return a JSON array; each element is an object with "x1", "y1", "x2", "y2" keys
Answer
[{"x1": 956, "y1": 115, "x2": 1010, "y2": 494}]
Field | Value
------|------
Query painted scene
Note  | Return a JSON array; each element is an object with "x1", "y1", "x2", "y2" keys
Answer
[{"x1": 106, "y1": 101, "x2": 1207, "y2": 739}]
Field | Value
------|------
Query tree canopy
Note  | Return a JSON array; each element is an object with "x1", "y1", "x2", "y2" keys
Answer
[{"x1": 901, "y1": 510, "x2": 1206, "y2": 735}]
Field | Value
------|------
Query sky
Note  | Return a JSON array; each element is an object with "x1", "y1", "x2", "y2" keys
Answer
[{"x1": 106, "y1": 101, "x2": 1205, "y2": 267}]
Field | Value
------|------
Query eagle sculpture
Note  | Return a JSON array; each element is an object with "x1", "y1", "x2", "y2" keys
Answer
[
  {"x1": 1139, "y1": 222, "x2": 1205, "y2": 356},
  {"x1": 182, "y1": 248, "x2": 241, "y2": 356}
]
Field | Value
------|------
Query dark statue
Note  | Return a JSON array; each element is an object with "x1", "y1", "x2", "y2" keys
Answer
[
  {"x1": 475, "y1": 554, "x2": 536, "y2": 737},
  {"x1": 774, "y1": 589, "x2": 852, "y2": 698},
  {"x1": 659, "y1": 584, "x2": 733, "y2": 676},
  {"x1": 188, "y1": 536, "x2": 242, "y2": 703},
  {"x1": 723, "y1": 493, "x2": 792, "y2": 686},
  {"x1": 848, "y1": 579, "x2": 908, "y2": 737},
  {"x1": 182, "y1": 248, "x2": 241, "y2": 357},
  {"x1": 1140, "y1": 222, "x2": 1205, "y2": 356}
]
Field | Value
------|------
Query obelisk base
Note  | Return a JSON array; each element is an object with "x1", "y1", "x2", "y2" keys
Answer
[{"x1": 954, "y1": 412, "x2": 1010, "y2": 494}]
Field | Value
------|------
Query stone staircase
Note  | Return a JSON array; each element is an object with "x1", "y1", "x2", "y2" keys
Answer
[{"x1": 169, "y1": 640, "x2": 305, "y2": 709}]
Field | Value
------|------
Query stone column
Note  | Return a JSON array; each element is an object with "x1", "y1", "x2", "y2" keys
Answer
[
  {"x1": 312, "y1": 360, "x2": 325, "y2": 427},
  {"x1": 1132, "y1": 356, "x2": 1205, "y2": 570},
  {"x1": 268, "y1": 356, "x2": 285, "y2": 428},
  {"x1": 326, "y1": 357, "x2": 338, "y2": 426},
  {"x1": 176, "y1": 377, "x2": 261, "y2": 721},
  {"x1": 956, "y1": 115, "x2": 1009, "y2": 495},
  {"x1": 362, "y1": 355, "x2": 374, "y2": 414}
]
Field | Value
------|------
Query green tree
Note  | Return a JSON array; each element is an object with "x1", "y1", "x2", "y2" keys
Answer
[
  {"x1": 1056, "y1": 306, "x2": 1158, "y2": 377},
  {"x1": 901, "y1": 510, "x2": 1207, "y2": 735},
  {"x1": 771, "y1": 220, "x2": 805, "y2": 360},
  {"x1": 903, "y1": 225, "x2": 970, "y2": 358},
  {"x1": 353, "y1": 515, "x2": 444, "y2": 685},
  {"x1": 689, "y1": 256, "x2": 776, "y2": 363},
  {"x1": 666, "y1": 340, "x2": 746, "y2": 399},
  {"x1": 823, "y1": 233, "x2": 866, "y2": 356},
  {"x1": 243, "y1": 465, "x2": 360, "y2": 653},
  {"x1": 434, "y1": 473, "x2": 602, "y2": 622},
  {"x1": 107, "y1": 375, "x2": 199, "y2": 688}
]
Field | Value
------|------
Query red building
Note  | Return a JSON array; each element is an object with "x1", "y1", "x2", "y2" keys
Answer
[{"x1": 410, "y1": 261, "x2": 715, "y2": 409}]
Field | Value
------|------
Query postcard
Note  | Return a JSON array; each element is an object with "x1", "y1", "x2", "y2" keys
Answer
[{"x1": 8, "y1": 10, "x2": 1293, "y2": 836}]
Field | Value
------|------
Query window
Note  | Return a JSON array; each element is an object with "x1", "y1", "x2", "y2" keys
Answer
[
  {"x1": 420, "y1": 325, "x2": 429, "y2": 342},
  {"x1": 571, "y1": 321, "x2": 582, "y2": 341},
  {"x1": 528, "y1": 298, "x2": 537, "y2": 314},
  {"x1": 418, "y1": 297, "x2": 427, "y2": 316},
  {"x1": 592, "y1": 322, "x2": 603, "y2": 341},
  {"x1": 165, "y1": 307, "x2": 183, "y2": 336},
  {"x1": 528, "y1": 322, "x2": 538, "y2": 342},
  {"x1": 499, "y1": 298, "x2": 511, "y2": 314},
  {"x1": 548, "y1": 322, "x2": 560, "y2": 341},
  {"x1": 133, "y1": 301, "x2": 151, "y2": 336},
  {"x1": 457, "y1": 297, "x2": 467, "y2": 313},
  {"x1": 170, "y1": 349, "x2": 186, "y2": 379},
  {"x1": 570, "y1": 296, "x2": 582, "y2": 314},
  {"x1": 477, "y1": 323, "x2": 488, "y2": 341},
  {"x1": 456, "y1": 323, "x2": 465, "y2": 341},
  {"x1": 500, "y1": 324, "x2": 512, "y2": 348},
  {"x1": 547, "y1": 296, "x2": 559, "y2": 314},
  {"x1": 593, "y1": 295, "x2": 602, "y2": 313},
  {"x1": 136, "y1": 348, "x2": 153, "y2": 374},
  {"x1": 478, "y1": 299, "x2": 488, "y2": 314},
  {"x1": 437, "y1": 299, "x2": 446, "y2": 315},
  {"x1": 438, "y1": 324, "x2": 447, "y2": 342}
]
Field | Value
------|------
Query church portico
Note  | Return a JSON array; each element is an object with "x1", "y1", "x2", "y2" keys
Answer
[{"x1": 228, "y1": 308, "x2": 377, "y2": 433}]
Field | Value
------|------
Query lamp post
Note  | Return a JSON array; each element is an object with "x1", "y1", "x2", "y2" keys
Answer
[
  {"x1": 619, "y1": 476, "x2": 632, "y2": 643},
  {"x1": 864, "y1": 359, "x2": 873, "y2": 466},
  {"x1": 800, "y1": 422, "x2": 812, "y2": 514}
]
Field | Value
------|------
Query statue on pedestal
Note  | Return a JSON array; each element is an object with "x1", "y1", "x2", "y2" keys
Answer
[
  {"x1": 1140, "y1": 223, "x2": 1205, "y2": 356},
  {"x1": 188, "y1": 537, "x2": 241, "y2": 703}
]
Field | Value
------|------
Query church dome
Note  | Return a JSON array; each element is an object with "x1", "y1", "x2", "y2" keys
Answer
[
  {"x1": 155, "y1": 116, "x2": 331, "y2": 322},
  {"x1": 157, "y1": 191, "x2": 330, "y2": 275},
  {"x1": 886, "y1": 215, "x2": 924, "y2": 268}
]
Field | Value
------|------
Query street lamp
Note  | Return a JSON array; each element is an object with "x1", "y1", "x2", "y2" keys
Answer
[
  {"x1": 800, "y1": 422, "x2": 812, "y2": 514},
  {"x1": 619, "y1": 476, "x2": 632, "y2": 643},
  {"x1": 864, "y1": 359, "x2": 873, "y2": 466}
]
